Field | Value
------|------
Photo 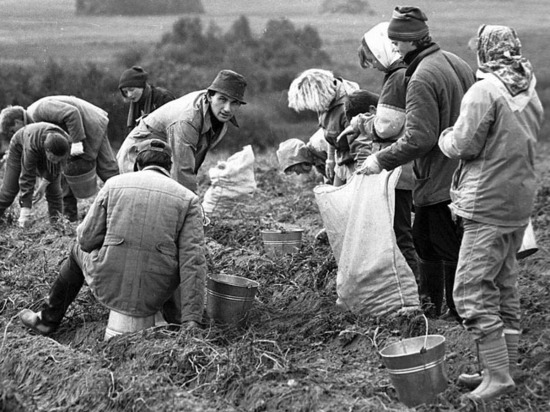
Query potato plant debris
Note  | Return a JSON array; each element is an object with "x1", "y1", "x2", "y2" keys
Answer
[{"x1": 1, "y1": 150, "x2": 550, "y2": 412}]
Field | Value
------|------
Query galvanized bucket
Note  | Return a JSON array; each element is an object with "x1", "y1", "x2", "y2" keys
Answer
[
  {"x1": 64, "y1": 166, "x2": 98, "y2": 199},
  {"x1": 260, "y1": 229, "x2": 303, "y2": 257},
  {"x1": 206, "y1": 274, "x2": 259, "y2": 328},
  {"x1": 379, "y1": 317, "x2": 448, "y2": 407}
]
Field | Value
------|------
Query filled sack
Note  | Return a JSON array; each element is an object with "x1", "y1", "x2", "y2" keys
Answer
[
  {"x1": 202, "y1": 145, "x2": 256, "y2": 215},
  {"x1": 314, "y1": 170, "x2": 419, "y2": 317}
]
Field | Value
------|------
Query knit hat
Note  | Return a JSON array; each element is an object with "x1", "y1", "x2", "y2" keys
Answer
[
  {"x1": 207, "y1": 70, "x2": 247, "y2": 104},
  {"x1": 118, "y1": 66, "x2": 148, "y2": 90},
  {"x1": 387, "y1": 6, "x2": 429, "y2": 41},
  {"x1": 136, "y1": 139, "x2": 172, "y2": 158}
]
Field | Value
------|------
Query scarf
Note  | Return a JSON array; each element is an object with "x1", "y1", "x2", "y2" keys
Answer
[
  {"x1": 127, "y1": 84, "x2": 153, "y2": 129},
  {"x1": 362, "y1": 22, "x2": 401, "y2": 69},
  {"x1": 477, "y1": 25, "x2": 533, "y2": 96}
]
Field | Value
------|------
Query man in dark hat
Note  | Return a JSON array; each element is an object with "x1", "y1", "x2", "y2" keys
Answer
[
  {"x1": 118, "y1": 66, "x2": 176, "y2": 132},
  {"x1": 19, "y1": 138, "x2": 207, "y2": 337},
  {"x1": 116, "y1": 69, "x2": 247, "y2": 192},
  {"x1": 357, "y1": 5, "x2": 475, "y2": 323}
]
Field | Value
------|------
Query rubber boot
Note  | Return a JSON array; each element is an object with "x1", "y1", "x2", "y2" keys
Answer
[
  {"x1": 440, "y1": 261, "x2": 462, "y2": 323},
  {"x1": 40, "y1": 252, "x2": 85, "y2": 327},
  {"x1": 417, "y1": 259, "x2": 444, "y2": 318},
  {"x1": 463, "y1": 331, "x2": 515, "y2": 403},
  {"x1": 458, "y1": 330, "x2": 520, "y2": 389}
]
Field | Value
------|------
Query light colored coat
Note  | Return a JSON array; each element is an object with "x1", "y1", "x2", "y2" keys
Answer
[
  {"x1": 439, "y1": 73, "x2": 544, "y2": 226},
  {"x1": 124, "y1": 90, "x2": 237, "y2": 192},
  {"x1": 76, "y1": 166, "x2": 207, "y2": 322}
]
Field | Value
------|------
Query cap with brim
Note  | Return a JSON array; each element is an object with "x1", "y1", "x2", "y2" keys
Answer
[
  {"x1": 136, "y1": 139, "x2": 172, "y2": 157},
  {"x1": 207, "y1": 69, "x2": 247, "y2": 104}
]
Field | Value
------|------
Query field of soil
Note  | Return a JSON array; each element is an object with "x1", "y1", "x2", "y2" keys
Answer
[{"x1": 1, "y1": 146, "x2": 550, "y2": 411}]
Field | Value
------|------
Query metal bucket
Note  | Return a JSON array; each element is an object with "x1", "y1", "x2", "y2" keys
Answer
[
  {"x1": 64, "y1": 166, "x2": 98, "y2": 199},
  {"x1": 206, "y1": 273, "x2": 259, "y2": 328},
  {"x1": 260, "y1": 229, "x2": 304, "y2": 257},
  {"x1": 379, "y1": 318, "x2": 448, "y2": 407},
  {"x1": 104, "y1": 310, "x2": 156, "y2": 341},
  {"x1": 517, "y1": 219, "x2": 538, "y2": 260}
]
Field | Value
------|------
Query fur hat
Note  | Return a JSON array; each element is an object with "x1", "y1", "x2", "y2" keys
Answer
[
  {"x1": 387, "y1": 6, "x2": 429, "y2": 42},
  {"x1": 118, "y1": 66, "x2": 148, "y2": 90},
  {"x1": 287, "y1": 69, "x2": 337, "y2": 112},
  {"x1": 207, "y1": 70, "x2": 247, "y2": 104}
]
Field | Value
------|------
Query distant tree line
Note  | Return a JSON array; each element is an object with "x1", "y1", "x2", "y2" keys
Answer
[
  {"x1": 75, "y1": 0, "x2": 204, "y2": 16},
  {"x1": 0, "y1": 16, "x2": 329, "y2": 153}
]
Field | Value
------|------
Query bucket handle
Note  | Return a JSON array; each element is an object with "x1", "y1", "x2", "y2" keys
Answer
[{"x1": 419, "y1": 314, "x2": 429, "y2": 354}]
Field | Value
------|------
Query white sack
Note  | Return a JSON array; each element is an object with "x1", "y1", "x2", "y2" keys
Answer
[
  {"x1": 314, "y1": 170, "x2": 419, "y2": 317},
  {"x1": 202, "y1": 145, "x2": 256, "y2": 215}
]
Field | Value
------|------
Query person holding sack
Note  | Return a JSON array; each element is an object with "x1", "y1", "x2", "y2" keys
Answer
[{"x1": 439, "y1": 25, "x2": 544, "y2": 403}]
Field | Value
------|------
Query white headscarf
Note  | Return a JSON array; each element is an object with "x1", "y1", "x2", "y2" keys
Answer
[{"x1": 362, "y1": 22, "x2": 401, "y2": 69}]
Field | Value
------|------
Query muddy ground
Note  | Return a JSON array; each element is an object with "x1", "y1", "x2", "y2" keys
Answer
[{"x1": 1, "y1": 147, "x2": 549, "y2": 412}]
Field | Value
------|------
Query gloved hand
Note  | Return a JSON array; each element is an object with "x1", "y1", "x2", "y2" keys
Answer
[
  {"x1": 70, "y1": 142, "x2": 84, "y2": 156},
  {"x1": 33, "y1": 179, "x2": 50, "y2": 205},
  {"x1": 325, "y1": 159, "x2": 336, "y2": 181},
  {"x1": 18, "y1": 207, "x2": 34, "y2": 228},
  {"x1": 357, "y1": 154, "x2": 383, "y2": 175}
]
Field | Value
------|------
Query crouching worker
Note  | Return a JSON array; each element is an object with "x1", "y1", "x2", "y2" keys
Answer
[
  {"x1": 276, "y1": 128, "x2": 330, "y2": 183},
  {"x1": 0, "y1": 123, "x2": 70, "y2": 227},
  {"x1": 20, "y1": 139, "x2": 207, "y2": 336}
]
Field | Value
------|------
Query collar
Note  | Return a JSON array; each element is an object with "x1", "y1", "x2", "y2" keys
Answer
[
  {"x1": 142, "y1": 165, "x2": 171, "y2": 177},
  {"x1": 405, "y1": 43, "x2": 439, "y2": 76}
]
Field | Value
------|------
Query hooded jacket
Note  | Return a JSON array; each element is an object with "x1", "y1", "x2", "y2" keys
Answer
[{"x1": 439, "y1": 72, "x2": 543, "y2": 226}]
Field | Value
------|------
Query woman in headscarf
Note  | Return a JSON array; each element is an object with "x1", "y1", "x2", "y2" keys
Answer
[
  {"x1": 439, "y1": 25, "x2": 544, "y2": 403},
  {"x1": 339, "y1": 22, "x2": 420, "y2": 295}
]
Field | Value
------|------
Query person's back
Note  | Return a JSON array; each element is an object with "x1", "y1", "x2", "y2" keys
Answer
[{"x1": 78, "y1": 164, "x2": 205, "y2": 316}]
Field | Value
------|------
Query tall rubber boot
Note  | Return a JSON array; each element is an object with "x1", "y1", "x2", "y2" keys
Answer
[
  {"x1": 40, "y1": 253, "x2": 85, "y2": 327},
  {"x1": 440, "y1": 261, "x2": 461, "y2": 322},
  {"x1": 417, "y1": 259, "x2": 444, "y2": 318},
  {"x1": 458, "y1": 329, "x2": 520, "y2": 389},
  {"x1": 463, "y1": 331, "x2": 515, "y2": 403}
]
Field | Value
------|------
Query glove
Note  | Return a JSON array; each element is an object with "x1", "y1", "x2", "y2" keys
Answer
[
  {"x1": 325, "y1": 159, "x2": 336, "y2": 181},
  {"x1": 356, "y1": 154, "x2": 383, "y2": 175},
  {"x1": 33, "y1": 179, "x2": 50, "y2": 205},
  {"x1": 18, "y1": 207, "x2": 34, "y2": 228},
  {"x1": 70, "y1": 142, "x2": 84, "y2": 156}
]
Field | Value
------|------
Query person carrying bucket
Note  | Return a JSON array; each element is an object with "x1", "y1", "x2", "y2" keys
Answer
[
  {"x1": 19, "y1": 139, "x2": 207, "y2": 336},
  {"x1": 0, "y1": 123, "x2": 70, "y2": 227},
  {"x1": 439, "y1": 25, "x2": 543, "y2": 403},
  {"x1": 0, "y1": 96, "x2": 119, "y2": 222}
]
